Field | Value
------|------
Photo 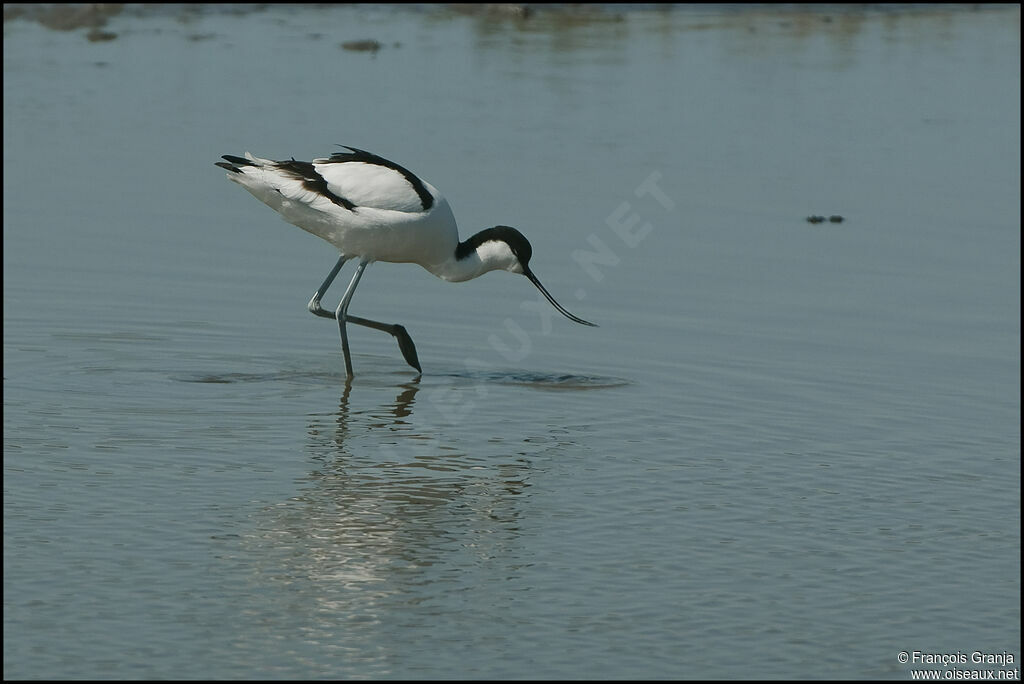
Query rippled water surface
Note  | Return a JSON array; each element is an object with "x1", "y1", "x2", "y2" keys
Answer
[{"x1": 4, "y1": 5, "x2": 1020, "y2": 679}]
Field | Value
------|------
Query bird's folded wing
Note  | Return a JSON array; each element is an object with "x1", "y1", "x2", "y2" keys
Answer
[{"x1": 313, "y1": 159, "x2": 426, "y2": 213}]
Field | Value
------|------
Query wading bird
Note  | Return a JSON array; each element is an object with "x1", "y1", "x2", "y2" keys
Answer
[{"x1": 215, "y1": 146, "x2": 595, "y2": 379}]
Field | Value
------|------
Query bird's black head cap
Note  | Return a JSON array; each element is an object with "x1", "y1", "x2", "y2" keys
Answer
[{"x1": 456, "y1": 225, "x2": 532, "y2": 264}]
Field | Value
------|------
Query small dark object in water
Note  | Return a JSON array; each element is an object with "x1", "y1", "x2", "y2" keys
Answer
[
  {"x1": 86, "y1": 28, "x2": 117, "y2": 42},
  {"x1": 829, "y1": 215, "x2": 844, "y2": 223},
  {"x1": 341, "y1": 39, "x2": 382, "y2": 53},
  {"x1": 806, "y1": 215, "x2": 825, "y2": 224}
]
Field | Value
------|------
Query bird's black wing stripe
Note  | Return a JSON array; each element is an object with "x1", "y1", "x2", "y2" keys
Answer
[
  {"x1": 275, "y1": 159, "x2": 356, "y2": 210},
  {"x1": 324, "y1": 145, "x2": 434, "y2": 211}
]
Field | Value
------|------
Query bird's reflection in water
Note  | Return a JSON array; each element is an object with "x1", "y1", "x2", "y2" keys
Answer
[{"x1": 237, "y1": 376, "x2": 535, "y2": 671}]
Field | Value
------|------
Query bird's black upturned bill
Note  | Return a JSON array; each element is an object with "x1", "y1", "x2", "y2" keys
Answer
[{"x1": 524, "y1": 269, "x2": 597, "y2": 327}]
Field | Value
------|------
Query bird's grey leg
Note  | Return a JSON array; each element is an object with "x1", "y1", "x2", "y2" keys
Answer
[
  {"x1": 308, "y1": 256, "x2": 422, "y2": 374},
  {"x1": 336, "y1": 259, "x2": 369, "y2": 379},
  {"x1": 308, "y1": 254, "x2": 349, "y2": 320}
]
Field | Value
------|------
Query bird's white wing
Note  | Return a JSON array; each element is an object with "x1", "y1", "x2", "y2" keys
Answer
[
  {"x1": 313, "y1": 160, "x2": 426, "y2": 213},
  {"x1": 218, "y1": 148, "x2": 435, "y2": 217},
  {"x1": 313, "y1": 147, "x2": 435, "y2": 214}
]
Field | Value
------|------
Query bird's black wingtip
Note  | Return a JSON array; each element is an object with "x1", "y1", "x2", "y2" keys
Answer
[{"x1": 216, "y1": 154, "x2": 256, "y2": 173}]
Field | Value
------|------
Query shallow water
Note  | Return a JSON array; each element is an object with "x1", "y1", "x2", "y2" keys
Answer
[{"x1": 4, "y1": 4, "x2": 1020, "y2": 679}]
